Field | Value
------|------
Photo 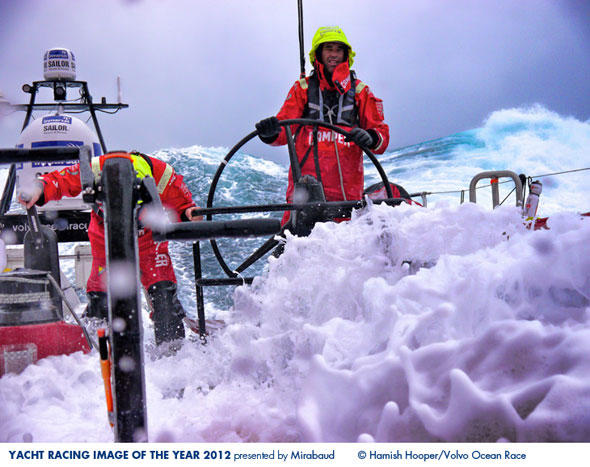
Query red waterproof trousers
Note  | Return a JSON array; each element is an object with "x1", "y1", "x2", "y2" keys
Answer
[{"x1": 86, "y1": 220, "x2": 176, "y2": 293}]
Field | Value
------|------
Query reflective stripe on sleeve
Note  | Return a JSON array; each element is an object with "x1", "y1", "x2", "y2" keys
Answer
[
  {"x1": 157, "y1": 163, "x2": 174, "y2": 194},
  {"x1": 372, "y1": 132, "x2": 385, "y2": 152}
]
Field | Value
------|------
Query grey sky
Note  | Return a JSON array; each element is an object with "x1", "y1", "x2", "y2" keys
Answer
[{"x1": 1, "y1": 0, "x2": 589, "y2": 162}]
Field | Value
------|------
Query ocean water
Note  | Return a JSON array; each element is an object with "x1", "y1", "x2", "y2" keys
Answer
[
  {"x1": 0, "y1": 105, "x2": 589, "y2": 443},
  {"x1": 156, "y1": 105, "x2": 590, "y2": 317}
]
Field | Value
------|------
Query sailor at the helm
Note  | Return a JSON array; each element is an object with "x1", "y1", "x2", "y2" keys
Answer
[{"x1": 255, "y1": 26, "x2": 390, "y2": 225}]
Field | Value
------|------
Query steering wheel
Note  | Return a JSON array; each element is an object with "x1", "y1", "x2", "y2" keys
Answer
[{"x1": 205, "y1": 118, "x2": 393, "y2": 278}]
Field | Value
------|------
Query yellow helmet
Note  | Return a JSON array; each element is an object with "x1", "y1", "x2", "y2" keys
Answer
[{"x1": 309, "y1": 26, "x2": 355, "y2": 67}]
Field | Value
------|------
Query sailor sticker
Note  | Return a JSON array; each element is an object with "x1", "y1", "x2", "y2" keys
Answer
[
  {"x1": 44, "y1": 49, "x2": 73, "y2": 70},
  {"x1": 42, "y1": 115, "x2": 72, "y2": 125},
  {"x1": 41, "y1": 116, "x2": 73, "y2": 133},
  {"x1": 47, "y1": 49, "x2": 69, "y2": 59},
  {"x1": 45, "y1": 59, "x2": 75, "y2": 69}
]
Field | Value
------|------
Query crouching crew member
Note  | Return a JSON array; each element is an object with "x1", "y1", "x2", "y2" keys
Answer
[{"x1": 19, "y1": 151, "x2": 202, "y2": 346}]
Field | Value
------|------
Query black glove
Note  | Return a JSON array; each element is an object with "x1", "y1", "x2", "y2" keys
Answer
[
  {"x1": 256, "y1": 116, "x2": 281, "y2": 144},
  {"x1": 345, "y1": 127, "x2": 375, "y2": 148}
]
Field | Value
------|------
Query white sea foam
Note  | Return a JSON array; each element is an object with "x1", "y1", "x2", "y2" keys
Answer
[{"x1": 1, "y1": 202, "x2": 588, "y2": 442}]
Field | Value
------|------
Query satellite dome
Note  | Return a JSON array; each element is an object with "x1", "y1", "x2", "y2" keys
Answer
[{"x1": 43, "y1": 48, "x2": 76, "y2": 81}]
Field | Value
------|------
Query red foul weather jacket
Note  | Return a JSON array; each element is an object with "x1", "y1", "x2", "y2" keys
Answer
[
  {"x1": 270, "y1": 61, "x2": 389, "y2": 223},
  {"x1": 37, "y1": 154, "x2": 196, "y2": 291}
]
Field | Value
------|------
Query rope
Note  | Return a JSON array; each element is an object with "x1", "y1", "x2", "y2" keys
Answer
[
  {"x1": 411, "y1": 166, "x2": 590, "y2": 199},
  {"x1": 498, "y1": 187, "x2": 516, "y2": 206},
  {"x1": 529, "y1": 167, "x2": 590, "y2": 178},
  {"x1": 327, "y1": 112, "x2": 348, "y2": 200}
]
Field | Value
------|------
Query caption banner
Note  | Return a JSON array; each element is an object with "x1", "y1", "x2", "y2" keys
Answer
[{"x1": 1, "y1": 443, "x2": 587, "y2": 466}]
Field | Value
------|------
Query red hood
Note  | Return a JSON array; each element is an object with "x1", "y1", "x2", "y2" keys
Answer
[{"x1": 315, "y1": 61, "x2": 352, "y2": 95}]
